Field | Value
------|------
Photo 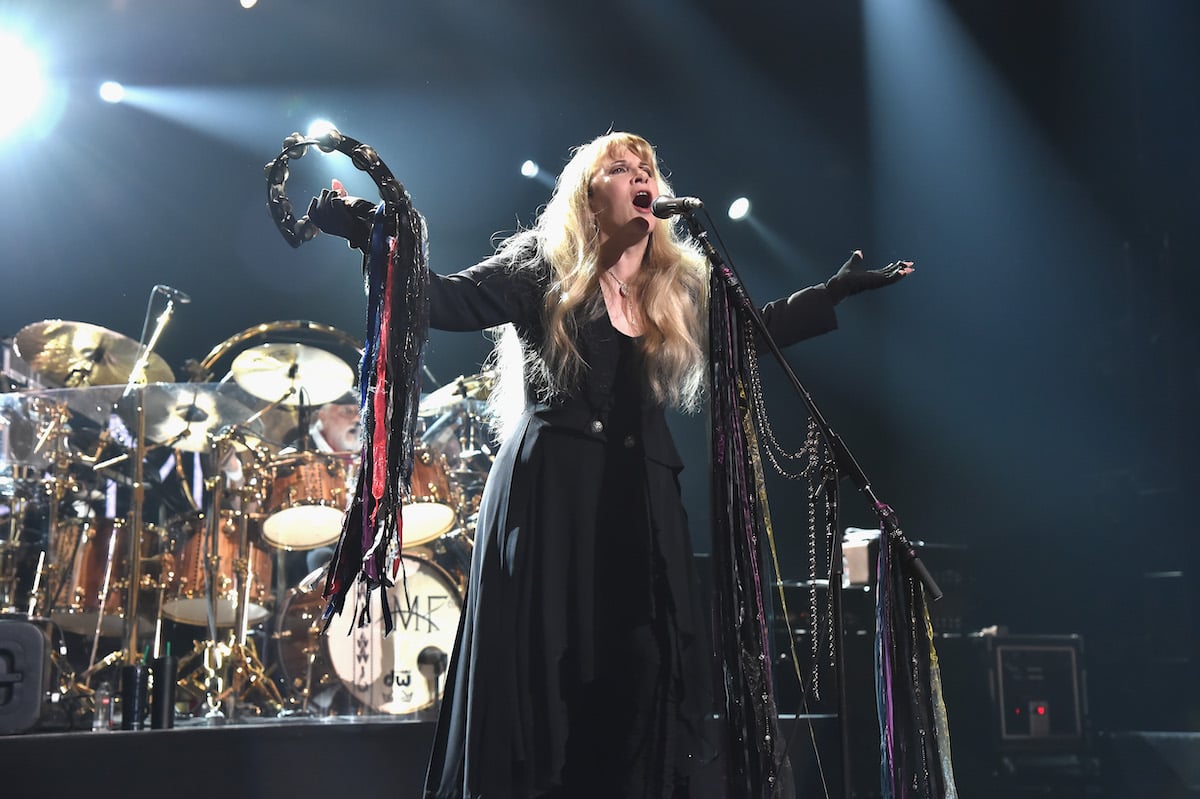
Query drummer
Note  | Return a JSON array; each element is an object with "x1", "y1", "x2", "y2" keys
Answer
[{"x1": 309, "y1": 396, "x2": 361, "y2": 455}]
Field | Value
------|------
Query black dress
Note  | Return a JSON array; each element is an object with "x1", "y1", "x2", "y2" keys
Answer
[{"x1": 421, "y1": 255, "x2": 838, "y2": 799}]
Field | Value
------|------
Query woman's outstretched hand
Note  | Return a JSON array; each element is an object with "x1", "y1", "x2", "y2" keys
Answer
[
  {"x1": 306, "y1": 179, "x2": 376, "y2": 251},
  {"x1": 825, "y1": 250, "x2": 915, "y2": 304}
]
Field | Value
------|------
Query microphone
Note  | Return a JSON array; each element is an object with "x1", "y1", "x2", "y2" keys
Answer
[
  {"x1": 417, "y1": 646, "x2": 448, "y2": 677},
  {"x1": 155, "y1": 284, "x2": 192, "y2": 304},
  {"x1": 651, "y1": 195, "x2": 703, "y2": 219}
]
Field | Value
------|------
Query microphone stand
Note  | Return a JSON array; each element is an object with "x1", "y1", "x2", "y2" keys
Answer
[
  {"x1": 679, "y1": 210, "x2": 942, "y2": 799},
  {"x1": 117, "y1": 296, "x2": 182, "y2": 668}
]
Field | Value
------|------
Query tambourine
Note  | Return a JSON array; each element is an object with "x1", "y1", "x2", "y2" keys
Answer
[{"x1": 264, "y1": 127, "x2": 407, "y2": 248}]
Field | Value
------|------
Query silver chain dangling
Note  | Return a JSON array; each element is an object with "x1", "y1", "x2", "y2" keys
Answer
[
  {"x1": 824, "y1": 476, "x2": 837, "y2": 675},
  {"x1": 805, "y1": 418, "x2": 826, "y2": 702},
  {"x1": 745, "y1": 341, "x2": 817, "y2": 481},
  {"x1": 807, "y1": 455, "x2": 821, "y2": 702},
  {"x1": 740, "y1": 326, "x2": 835, "y2": 700}
]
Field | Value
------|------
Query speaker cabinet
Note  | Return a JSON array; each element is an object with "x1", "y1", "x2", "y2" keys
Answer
[{"x1": 0, "y1": 619, "x2": 49, "y2": 735}]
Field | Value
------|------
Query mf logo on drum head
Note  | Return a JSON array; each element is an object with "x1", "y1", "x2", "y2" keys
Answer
[{"x1": 325, "y1": 556, "x2": 461, "y2": 715}]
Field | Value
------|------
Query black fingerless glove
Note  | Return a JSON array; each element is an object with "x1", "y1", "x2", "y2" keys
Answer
[
  {"x1": 306, "y1": 189, "x2": 377, "y2": 251},
  {"x1": 824, "y1": 251, "x2": 912, "y2": 304}
]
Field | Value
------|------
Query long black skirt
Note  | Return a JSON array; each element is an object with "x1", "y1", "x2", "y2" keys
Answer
[{"x1": 423, "y1": 414, "x2": 714, "y2": 799}]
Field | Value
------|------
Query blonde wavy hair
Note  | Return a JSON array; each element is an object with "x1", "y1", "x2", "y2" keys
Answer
[{"x1": 487, "y1": 132, "x2": 708, "y2": 440}]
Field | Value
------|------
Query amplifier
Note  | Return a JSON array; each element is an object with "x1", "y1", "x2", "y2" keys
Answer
[
  {"x1": 939, "y1": 633, "x2": 1087, "y2": 751},
  {"x1": 995, "y1": 637, "x2": 1085, "y2": 744}
]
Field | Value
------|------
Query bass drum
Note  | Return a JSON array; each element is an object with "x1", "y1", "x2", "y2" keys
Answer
[{"x1": 276, "y1": 554, "x2": 461, "y2": 716}]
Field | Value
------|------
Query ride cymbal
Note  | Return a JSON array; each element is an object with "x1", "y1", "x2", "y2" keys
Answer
[{"x1": 230, "y1": 343, "x2": 355, "y2": 406}]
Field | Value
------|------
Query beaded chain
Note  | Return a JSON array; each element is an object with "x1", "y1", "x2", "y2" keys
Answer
[{"x1": 744, "y1": 337, "x2": 837, "y2": 702}]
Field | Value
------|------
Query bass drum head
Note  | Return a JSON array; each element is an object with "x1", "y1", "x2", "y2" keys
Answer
[{"x1": 324, "y1": 555, "x2": 461, "y2": 715}]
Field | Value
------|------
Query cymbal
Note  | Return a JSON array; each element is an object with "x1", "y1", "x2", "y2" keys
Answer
[
  {"x1": 14, "y1": 320, "x2": 175, "y2": 387},
  {"x1": 229, "y1": 343, "x2": 355, "y2": 406},
  {"x1": 419, "y1": 371, "x2": 496, "y2": 416},
  {"x1": 141, "y1": 384, "x2": 262, "y2": 453}
]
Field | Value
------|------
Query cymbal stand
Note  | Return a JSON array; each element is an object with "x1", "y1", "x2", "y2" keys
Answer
[{"x1": 241, "y1": 386, "x2": 296, "y2": 431}]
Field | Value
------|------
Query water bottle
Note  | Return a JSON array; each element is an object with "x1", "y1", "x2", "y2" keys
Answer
[{"x1": 92, "y1": 682, "x2": 113, "y2": 732}]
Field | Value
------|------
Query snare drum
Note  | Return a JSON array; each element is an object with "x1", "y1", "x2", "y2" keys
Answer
[
  {"x1": 261, "y1": 452, "x2": 352, "y2": 550},
  {"x1": 322, "y1": 555, "x2": 461, "y2": 715},
  {"x1": 161, "y1": 512, "x2": 273, "y2": 627},
  {"x1": 403, "y1": 444, "x2": 457, "y2": 548}
]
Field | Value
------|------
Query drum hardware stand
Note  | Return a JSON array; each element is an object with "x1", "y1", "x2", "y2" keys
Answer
[
  {"x1": 291, "y1": 639, "x2": 320, "y2": 715},
  {"x1": 25, "y1": 450, "x2": 71, "y2": 622},
  {"x1": 84, "y1": 518, "x2": 122, "y2": 676},
  {"x1": 21, "y1": 399, "x2": 73, "y2": 620},
  {"x1": 176, "y1": 625, "x2": 283, "y2": 719},
  {"x1": 49, "y1": 643, "x2": 97, "y2": 723},
  {"x1": 1, "y1": 485, "x2": 32, "y2": 613},
  {"x1": 81, "y1": 648, "x2": 126, "y2": 681},
  {"x1": 229, "y1": 481, "x2": 283, "y2": 714},
  {"x1": 175, "y1": 433, "x2": 283, "y2": 720}
]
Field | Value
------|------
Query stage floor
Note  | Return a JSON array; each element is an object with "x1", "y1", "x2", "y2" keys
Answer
[
  {"x1": 3, "y1": 716, "x2": 1198, "y2": 798},
  {"x1": 2, "y1": 715, "x2": 438, "y2": 799}
]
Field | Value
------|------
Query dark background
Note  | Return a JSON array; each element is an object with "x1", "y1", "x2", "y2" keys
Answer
[{"x1": 1, "y1": 0, "x2": 1196, "y2": 741}]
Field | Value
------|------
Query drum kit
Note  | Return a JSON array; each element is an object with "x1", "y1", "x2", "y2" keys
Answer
[{"x1": 0, "y1": 316, "x2": 494, "y2": 726}]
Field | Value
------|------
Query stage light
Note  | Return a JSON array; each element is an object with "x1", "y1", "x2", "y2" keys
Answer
[
  {"x1": 0, "y1": 32, "x2": 46, "y2": 138},
  {"x1": 728, "y1": 197, "x2": 751, "y2": 221},
  {"x1": 304, "y1": 118, "x2": 343, "y2": 155},
  {"x1": 99, "y1": 81, "x2": 125, "y2": 104},
  {"x1": 521, "y1": 160, "x2": 539, "y2": 178},
  {"x1": 240, "y1": 0, "x2": 258, "y2": 7},
  {"x1": 307, "y1": 119, "x2": 338, "y2": 154},
  {"x1": 307, "y1": 119, "x2": 337, "y2": 138}
]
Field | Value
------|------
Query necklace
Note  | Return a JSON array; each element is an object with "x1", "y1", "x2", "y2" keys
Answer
[{"x1": 605, "y1": 271, "x2": 631, "y2": 297}]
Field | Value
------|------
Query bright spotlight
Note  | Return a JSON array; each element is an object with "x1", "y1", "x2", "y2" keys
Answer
[
  {"x1": 520, "y1": 160, "x2": 539, "y2": 178},
  {"x1": 728, "y1": 197, "x2": 751, "y2": 221},
  {"x1": 307, "y1": 119, "x2": 336, "y2": 138},
  {"x1": 0, "y1": 32, "x2": 47, "y2": 138},
  {"x1": 306, "y1": 119, "x2": 339, "y2": 154},
  {"x1": 240, "y1": 0, "x2": 258, "y2": 7},
  {"x1": 99, "y1": 81, "x2": 125, "y2": 104}
]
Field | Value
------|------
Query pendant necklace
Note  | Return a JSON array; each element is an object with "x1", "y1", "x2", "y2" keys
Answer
[{"x1": 607, "y1": 271, "x2": 630, "y2": 297}]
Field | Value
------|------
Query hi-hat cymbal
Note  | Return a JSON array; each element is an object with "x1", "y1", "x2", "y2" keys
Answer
[
  {"x1": 230, "y1": 343, "x2": 355, "y2": 406},
  {"x1": 419, "y1": 372, "x2": 496, "y2": 416},
  {"x1": 14, "y1": 320, "x2": 175, "y2": 387},
  {"x1": 141, "y1": 384, "x2": 263, "y2": 453}
]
